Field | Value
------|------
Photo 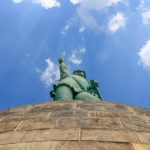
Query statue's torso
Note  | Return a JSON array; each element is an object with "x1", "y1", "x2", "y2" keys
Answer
[{"x1": 54, "y1": 75, "x2": 90, "y2": 93}]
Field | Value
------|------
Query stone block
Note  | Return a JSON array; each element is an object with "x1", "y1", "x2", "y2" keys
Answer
[
  {"x1": 81, "y1": 129, "x2": 138, "y2": 143},
  {"x1": 50, "y1": 110, "x2": 88, "y2": 118},
  {"x1": 0, "y1": 104, "x2": 36, "y2": 117},
  {"x1": 59, "y1": 141, "x2": 106, "y2": 150},
  {"x1": 0, "y1": 110, "x2": 23, "y2": 118},
  {"x1": 2, "y1": 113, "x2": 48, "y2": 122},
  {"x1": 0, "y1": 141, "x2": 60, "y2": 150},
  {"x1": 136, "y1": 132, "x2": 150, "y2": 144},
  {"x1": 89, "y1": 111, "x2": 120, "y2": 118},
  {"x1": 132, "y1": 144, "x2": 150, "y2": 150},
  {"x1": 102, "y1": 111, "x2": 121, "y2": 118},
  {"x1": 17, "y1": 119, "x2": 56, "y2": 131},
  {"x1": 0, "y1": 131, "x2": 24, "y2": 145},
  {"x1": 23, "y1": 113, "x2": 49, "y2": 121},
  {"x1": 27, "y1": 105, "x2": 51, "y2": 113},
  {"x1": 122, "y1": 119, "x2": 150, "y2": 132},
  {"x1": 57, "y1": 118, "x2": 123, "y2": 130},
  {"x1": 59, "y1": 142, "x2": 132, "y2": 150},
  {"x1": 106, "y1": 143, "x2": 132, "y2": 150},
  {"x1": 21, "y1": 102, "x2": 52, "y2": 114},
  {"x1": 76, "y1": 102, "x2": 115, "y2": 111},
  {"x1": 0, "y1": 118, "x2": 4, "y2": 122},
  {"x1": 76, "y1": 102, "x2": 131, "y2": 112},
  {"x1": 119, "y1": 112, "x2": 134, "y2": 118},
  {"x1": 49, "y1": 103, "x2": 75, "y2": 112},
  {"x1": 130, "y1": 106, "x2": 150, "y2": 117},
  {"x1": 22, "y1": 129, "x2": 79, "y2": 142},
  {"x1": 1, "y1": 116, "x2": 23, "y2": 122},
  {"x1": 129, "y1": 114, "x2": 147, "y2": 121},
  {"x1": 88, "y1": 111, "x2": 103, "y2": 118},
  {"x1": 1, "y1": 115, "x2": 23, "y2": 122},
  {"x1": 0, "y1": 122, "x2": 19, "y2": 133}
]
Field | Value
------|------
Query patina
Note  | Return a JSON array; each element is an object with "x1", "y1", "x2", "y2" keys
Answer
[{"x1": 50, "y1": 56, "x2": 102, "y2": 101}]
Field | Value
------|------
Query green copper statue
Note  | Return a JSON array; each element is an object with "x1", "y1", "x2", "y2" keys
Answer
[{"x1": 50, "y1": 56, "x2": 102, "y2": 101}]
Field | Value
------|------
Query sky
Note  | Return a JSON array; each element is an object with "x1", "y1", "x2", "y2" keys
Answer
[{"x1": 0, "y1": 0, "x2": 150, "y2": 110}]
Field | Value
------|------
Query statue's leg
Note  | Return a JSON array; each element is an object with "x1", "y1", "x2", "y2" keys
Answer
[
  {"x1": 75, "y1": 92, "x2": 100, "y2": 101},
  {"x1": 55, "y1": 85, "x2": 73, "y2": 101}
]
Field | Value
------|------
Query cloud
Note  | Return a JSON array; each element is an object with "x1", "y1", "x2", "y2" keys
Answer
[
  {"x1": 142, "y1": 10, "x2": 150, "y2": 24},
  {"x1": 12, "y1": 0, "x2": 23, "y2": 3},
  {"x1": 60, "y1": 17, "x2": 79, "y2": 35},
  {"x1": 70, "y1": 0, "x2": 80, "y2": 5},
  {"x1": 139, "y1": 0, "x2": 145, "y2": 9},
  {"x1": 40, "y1": 58, "x2": 59, "y2": 87},
  {"x1": 78, "y1": 26, "x2": 85, "y2": 32},
  {"x1": 60, "y1": 24, "x2": 71, "y2": 35},
  {"x1": 32, "y1": 0, "x2": 60, "y2": 9},
  {"x1": 138, "y1": 0, "x2": 150, "y2": 25},
  {"x1": 69, "y1": 0, "x2": 125, "y2": 31},
  {"x1": 12, "y1": 0, "x2": 61, "y2": 9},
  {"x1": 138, "y1": 39, "x2": 150, "y2": 69},
  {"x1": 139, "y1": 0, "x2": 150, "y2": 10},
  {"x1": 108, "y1": 12, "x2": 126, "y2": 33},
  {"x1": 69, "y1": 48, "x2": 86, "y2": 65},
  {"x1": 70, "y1": 0, "x2": 123, "y2": 8},
  {"x1": 77, "y1": 9, "x2": 99, "y2": 30}
]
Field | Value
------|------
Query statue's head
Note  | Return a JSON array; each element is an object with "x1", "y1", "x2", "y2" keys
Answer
[{"x1": 73, "y1": 70, "x2": 86, "y2": 78}]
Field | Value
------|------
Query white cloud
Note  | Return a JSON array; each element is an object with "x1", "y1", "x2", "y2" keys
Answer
[
  {"x1": 70, "y1": 0, "x2": 80, "y2": 5},
  {"x1": 139, "y1": 0, "x2": 150, "y2": 10},
  {"x1": 70, "y1": 0, "x2": 123, "y2": 8},
  {"x1": 138, "y1": 0, "x2": 150, "y2": 25},
  {"x1": 69, "y1": 48, "x2": 86, "y2": 65},
  {"x1": 78, "y1": 26, "x2": 85, "y2": 32},
  {"x1": 65, "y1": 25, "x2": 70, "y2": 30},
  {"x1": 61, "y1": 24, "x2": 71, "y2": 34},
  {"x1": 71, "y1": 0, "x2": 126, "y2": 31},
  {"x1": 12, "y1": 0, "x2": 23, "y2": 3},
  {"x1": 60, "y1": 17, "x2": 78, "y2": 35},
  {"x1": 60, "y1": 25, "x2": 70, "y2": 35},
  {"x1": 79, "y1": 47, "x2": 86, "y2": 53},
  {"x1": 108, "y1": 12, "x2": 126, "y2": 33},
  {"x1": 77, "y1": 9, "x2": 99, "y2": 30},
  {"x1": 138, "y1": 39, "x2": 150, "y2": 69},
  {"x1": 40, "y1": 58, "x2": 59, "y2": 87},
  {"x1": 142, "y1": 10, "x2": 150, "y2": 24},
  {"x1": 12, "y1": 0, "x2": 60, "y2": 9},
  {"x1": 32, "y1": 0, "x2": 60, "y2": 9},
  {"x1": 139, "y1": 0, "x2": 145, "y2": 9},
  {"x1": 69, "y1": 54, "x2": 82, "y2": 65}
]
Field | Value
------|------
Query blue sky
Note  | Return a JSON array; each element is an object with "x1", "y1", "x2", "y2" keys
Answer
[{"x1": 0, "y1": 0, "x2": 150, "y2": 110}]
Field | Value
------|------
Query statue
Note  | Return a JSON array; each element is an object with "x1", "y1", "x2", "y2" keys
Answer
[{"x1": 50, "y1": 56, "x2": 102, "y2": 101}]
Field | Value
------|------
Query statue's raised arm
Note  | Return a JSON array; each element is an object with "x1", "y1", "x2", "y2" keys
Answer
[{"x1": 58, "y1": 56, "x2": 69, "y2": 79}]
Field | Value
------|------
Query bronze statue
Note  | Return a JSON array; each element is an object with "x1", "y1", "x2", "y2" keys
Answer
[{"x1": 50, "y1": 56, "x2": 102, "y2": 101}]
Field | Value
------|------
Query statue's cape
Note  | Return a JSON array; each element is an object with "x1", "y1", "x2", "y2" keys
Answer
[{"x1": 53, "y1": 75, "x2": 90, "y2": 93}]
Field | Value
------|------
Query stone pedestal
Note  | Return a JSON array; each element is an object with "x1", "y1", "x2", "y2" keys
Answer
[{"x1": 0, "y1": 100, "x2": 150, "y2": 149}]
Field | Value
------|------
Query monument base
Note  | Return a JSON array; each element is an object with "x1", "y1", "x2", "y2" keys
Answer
[{"x1": 0, "y1": 100, "x2": 150, "y2": 149}]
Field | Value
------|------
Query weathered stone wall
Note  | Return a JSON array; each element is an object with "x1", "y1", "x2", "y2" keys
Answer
[{"x1": 0, "y1": 100, "x2": 150, "y2": 149}]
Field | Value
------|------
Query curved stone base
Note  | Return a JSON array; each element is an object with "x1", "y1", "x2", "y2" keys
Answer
[{"x1": 0, "y1": 100, "x2": 150, "y2": 149}]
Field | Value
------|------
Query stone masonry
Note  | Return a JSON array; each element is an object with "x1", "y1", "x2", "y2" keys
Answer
[{"x1": 0, "y1": 100, "x2": 150, "y2": 149}]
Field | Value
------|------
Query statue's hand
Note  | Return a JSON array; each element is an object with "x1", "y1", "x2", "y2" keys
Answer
[{"x1": 58, "y1": 58, "x2": 64, "y2": 64}]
